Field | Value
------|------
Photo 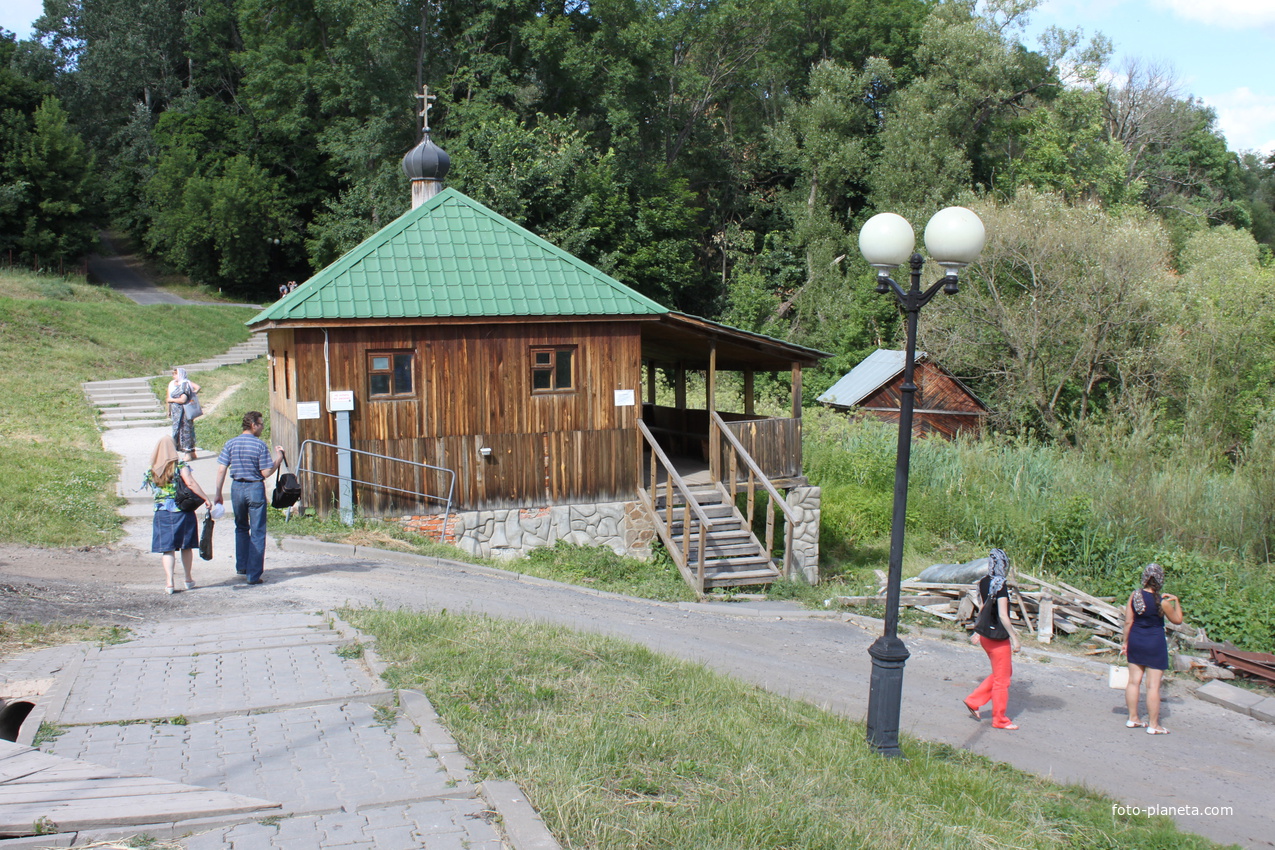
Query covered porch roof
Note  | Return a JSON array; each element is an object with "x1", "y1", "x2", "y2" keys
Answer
[{"x1": 641, "y1": 312, "x2": 830, "y2": 372}]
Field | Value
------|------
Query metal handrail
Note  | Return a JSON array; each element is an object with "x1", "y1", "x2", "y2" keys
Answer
[{"x1": 298, "y1": 439, "x2": 456, "y2": 538}]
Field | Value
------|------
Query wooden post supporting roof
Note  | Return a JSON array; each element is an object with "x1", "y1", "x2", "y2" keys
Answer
[
  {"x1": 708, "y1": 341, "x2": 719, "y2": 481},
  {"x1": 744, "y1": 370, "x2": 755, "y2": 417},
  {"x1": 791, "y1": 362, "x2": 802, "y2": 420}
]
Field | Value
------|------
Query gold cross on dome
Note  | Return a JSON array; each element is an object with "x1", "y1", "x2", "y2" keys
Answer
[{"x1": 415, "y1": 84, "x2": 436, "y2": 132}]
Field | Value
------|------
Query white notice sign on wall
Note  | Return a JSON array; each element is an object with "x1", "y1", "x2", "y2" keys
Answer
[
  {"x1": 329, "y1": 390, "x2": 355, "y2": 412},
  {"x1": 614, "y1": 389, "x2": 635, "y2": 407},
  {"x1": 296, "y1": 401, "x2": 321, "y2": 420}
]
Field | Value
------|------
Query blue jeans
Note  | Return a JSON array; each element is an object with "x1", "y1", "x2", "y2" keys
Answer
[{"x1": 230, "y1": 480, "x2": 267, "y2": 582}]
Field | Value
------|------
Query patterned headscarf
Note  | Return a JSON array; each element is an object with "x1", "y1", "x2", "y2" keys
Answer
[
  {"x1": 168, "y1": 367, "x2": 188, "y2": 397},
  {"x1": 1133, "y1": 563, "x2": 1164, "y2": 615},
  {"x1": 987, "y1": 548, "x2": 1009, "y2": 597}
]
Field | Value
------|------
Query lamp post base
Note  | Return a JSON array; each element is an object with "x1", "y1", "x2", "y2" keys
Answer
[{"x1": 865, "y1": 634, "x2": 910, "y2": 757}]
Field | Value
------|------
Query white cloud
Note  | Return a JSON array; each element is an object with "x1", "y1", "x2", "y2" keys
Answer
[
  {"x1": 1205, "y1": 87, "x2": 1275, "y2": 154},
  {"x1": 1155, "y1": 0, "x2": 1275, "y2": 28}
]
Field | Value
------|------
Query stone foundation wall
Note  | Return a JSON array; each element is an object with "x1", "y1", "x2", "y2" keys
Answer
[{"x1": 398, "y1": 501, "x2": 654, "y2": 560}]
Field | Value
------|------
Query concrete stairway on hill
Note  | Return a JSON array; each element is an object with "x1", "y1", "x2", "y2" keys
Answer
[{"x1": 82, "y1": 335, "x2": 268, "y2": 430}]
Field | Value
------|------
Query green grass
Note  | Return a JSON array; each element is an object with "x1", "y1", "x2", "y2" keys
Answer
[
  {"x1": 347, "y1": 607, "x2": 1223, "y2": 850},
  {"x1": 0, "y1": 268, "x2": 259, "y2": 546},
  {"x1": 0, "y1": 620, "x2": 129, "y2": 658}
]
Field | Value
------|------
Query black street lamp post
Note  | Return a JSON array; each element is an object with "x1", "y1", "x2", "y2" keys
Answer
[{"x1": 858, "y1": 208, "x2": 985, "y2": 757}]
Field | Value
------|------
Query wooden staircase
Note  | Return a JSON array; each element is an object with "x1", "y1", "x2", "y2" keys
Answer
[
  {"x1": 638, "y1": 418, "x2": 795, "y2": 597},
  {"x1": 661, "y1": 486, "x2": 781, "y2": 590}
]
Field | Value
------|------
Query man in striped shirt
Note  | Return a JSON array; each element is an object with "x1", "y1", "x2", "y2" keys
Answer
[{"x1": 213, "y1": 411, "x2": 284, "y2": 584}]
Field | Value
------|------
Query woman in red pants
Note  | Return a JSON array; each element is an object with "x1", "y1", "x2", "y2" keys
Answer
[{"x1": 964, "y1": 548, "x2": 1022, "y2": 729}]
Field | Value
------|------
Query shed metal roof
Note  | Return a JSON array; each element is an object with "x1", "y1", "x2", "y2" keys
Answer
[
  {"x1": 817, "y1": 349, "x2": 927, "y2": 408},
  {"x1": 249, "y1": 188, "x2": 667, "y2": 327}
]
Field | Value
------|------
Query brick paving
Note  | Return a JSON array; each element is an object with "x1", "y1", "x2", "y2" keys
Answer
[{"x1": 5, "y1": 611, "x2": 521, "y2": 848}]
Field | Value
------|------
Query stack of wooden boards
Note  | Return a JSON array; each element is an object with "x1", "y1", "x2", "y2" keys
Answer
[{"x1": 835, "y1": 570, "x2": 1197, "y2": 651}]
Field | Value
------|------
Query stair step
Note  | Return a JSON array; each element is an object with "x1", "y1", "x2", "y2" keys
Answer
[
  {"x1": 657, "y1": 502, "x2": 733, "y2": 516},
  {"x1": 662, "y1": 516, "x2": 738, "y2": 530},
  {"x1": 105, "y1": 419, "x2": 171, "y2": 429},
  {"x1": 704, "y1": 568, "x2": 783, "y2": 587},
  {"x1": 696, "y1": 554, "x2": 773, "y2": 569}
]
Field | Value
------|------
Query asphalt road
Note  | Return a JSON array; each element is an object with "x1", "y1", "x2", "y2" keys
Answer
[{"x1": 252, "y1": 543, "x2": 1272, "y2": 850}]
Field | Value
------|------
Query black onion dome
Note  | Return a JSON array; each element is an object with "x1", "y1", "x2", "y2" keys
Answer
[{"x1": 402, "y1": 132, "x2": 450, "y2": 181}]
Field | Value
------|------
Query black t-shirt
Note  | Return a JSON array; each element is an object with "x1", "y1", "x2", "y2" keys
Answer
[{"x1": 976, "y1": 575, "x2": 1011, "y2": 639}]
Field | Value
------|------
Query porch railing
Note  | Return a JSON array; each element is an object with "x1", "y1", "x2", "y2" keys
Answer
[{"x1": 709, "y1": 411, "x2": 798, "y2": 578}]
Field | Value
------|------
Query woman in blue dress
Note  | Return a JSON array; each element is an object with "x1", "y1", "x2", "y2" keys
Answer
[
  {"x1": 167, "y1": 367, "x2": 201, "y2": 462},
  {"x1": 144, "y1": 436, "x2": 211, "y2": 593},
  {"x1": 1121, "y1": 563, "x2": 1184, "y2": 734}
]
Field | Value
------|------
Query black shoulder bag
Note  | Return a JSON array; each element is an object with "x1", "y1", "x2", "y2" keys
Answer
[
  {"x1": 173, "y1": 468, "x2": 204, "y2": 512},
  {"x1": 271, "y1": 452, "x2": 302, "y2": 509},
  {"x1": 973, "y1": 591, "x2": 1010, "y2": 641}
]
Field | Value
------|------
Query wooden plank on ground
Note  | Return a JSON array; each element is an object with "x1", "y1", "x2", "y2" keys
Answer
[
  {"x1": 0, "y1": 741, "x2": 278, "y2": 834},
  {"x1": 1036, "y1": 594, "x2": 1053, "y2": 644},
  {"x1": 834, "y1": 595, "x2": 953, "y2": 607}
]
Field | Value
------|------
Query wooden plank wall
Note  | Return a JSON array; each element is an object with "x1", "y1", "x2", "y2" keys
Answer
[
  {"x1": 856, "y1": 361, "x2": 985, "y2": 439},
  {"x1": 271, "y1": 321, "x2": 642, "y2": 514},
  {"x1": 719, "y1": 418, "x2": 801, "y2": 480},
  {"x1": 860, "y1": 362, "x2": 985, "y2": 414},
  {"x1": 264, "y1": 329, "x2": 300, "y2": 489}
]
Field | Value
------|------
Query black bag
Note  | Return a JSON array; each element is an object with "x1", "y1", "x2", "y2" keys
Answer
[
  {"x1": 973, "y1": 591, "x2": 1010, "y2": 641},
  {"x1": 199, "y1": 511, "x2": 214, "y2": 560},
  {"x1": 271, "y1": 452, "x2": 302, "y2": 509},
  {"x1": 174, "y1": 468, "x2": 203, "y2": 512}
]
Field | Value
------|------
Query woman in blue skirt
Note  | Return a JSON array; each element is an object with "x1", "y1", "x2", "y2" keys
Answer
[
  {"x1": 1121, "y1": 563, "x2": 1184, "y2": 734},
  {"x1": 144, "y1": 437, "x2": 211, "y2": 593}
]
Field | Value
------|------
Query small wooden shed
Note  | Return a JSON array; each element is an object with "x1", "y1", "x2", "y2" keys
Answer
[
  {"x1": 244, "y1": 122, "x2": 830, "y2": 592},
  {"x1": 817, "y1": 349, "x2": 987, "y2": 438}
]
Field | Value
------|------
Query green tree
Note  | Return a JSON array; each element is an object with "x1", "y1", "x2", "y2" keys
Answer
[
  {"x1": 1, "y1": 95, "x2": 98, "y2": 262},
  {"x1": 995, "y1": 88, "x2": 1130, "y2": 205},
  {"x1": 1156, "y1": 227, "x2": 1275, "y2": 459},
  {"x1": 923, "y1": 190, "x2": 1168, "y2": 444},
  {"x1": 145, "y1": 147, "x2": 293, "y2": 289}
]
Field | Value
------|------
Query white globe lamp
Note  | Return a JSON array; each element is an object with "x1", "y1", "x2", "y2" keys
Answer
[
  {"x1": 859, "y1": 213, "x2": 915, "y2": 275},
  {"x1": 923, "y1": 206, "x2": 985, "y2": 273}
]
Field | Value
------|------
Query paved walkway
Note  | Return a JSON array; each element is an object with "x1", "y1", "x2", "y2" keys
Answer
[
  {"x1": 2, "y1": 354, "x2": 560, "y2": 848},
  {"x1": 0, "y1": 609, "x2": 551, "y2": 848},
  {"x1": 6, "y1": 610, "x2": 513, "y2": 848}
]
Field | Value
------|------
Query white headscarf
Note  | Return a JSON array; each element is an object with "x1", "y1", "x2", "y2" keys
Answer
[{"x1": 168, "y1": 367, "x2": 188, "y2": 398}]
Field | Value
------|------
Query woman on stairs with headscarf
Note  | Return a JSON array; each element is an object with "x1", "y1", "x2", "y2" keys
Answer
[
  {"x1": 1122, "y1": 563, "x2": 1184, "y2": 735},
  {"x1": 167, "y1": 367, "x2": 201, "y2": 461},
  {"x1": 964, "y1": 548, "x2": 1022, "y2": 730}
]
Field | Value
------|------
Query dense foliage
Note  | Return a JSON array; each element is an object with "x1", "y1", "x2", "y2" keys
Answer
[{"x1": 6, "y1": 0, "x2": 1275, "y2": 634}]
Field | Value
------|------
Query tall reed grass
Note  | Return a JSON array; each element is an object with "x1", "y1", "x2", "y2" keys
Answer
[{"x1": 806, "y1": 413, "x2": 1275, "y2": 651}]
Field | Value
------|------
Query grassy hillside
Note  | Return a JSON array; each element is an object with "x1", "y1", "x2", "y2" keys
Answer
[{"x1": 0, "y1": 269, "x2": 259, "y2": 546}]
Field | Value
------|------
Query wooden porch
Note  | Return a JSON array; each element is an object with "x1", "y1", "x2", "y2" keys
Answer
[{"x1": 636, "y1": 313, "x2": 828, "y2": 596}]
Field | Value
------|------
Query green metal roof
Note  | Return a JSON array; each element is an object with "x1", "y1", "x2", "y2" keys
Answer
[{"x1": 249, "y1": 188, "x2": 668, "y2": 326}]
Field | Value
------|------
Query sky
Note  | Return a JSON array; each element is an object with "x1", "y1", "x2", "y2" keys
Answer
[
  {"x1": 2, "y1": 0, "x2": 1273, "y2": 155},
  {"x1": 1022, "y1": 0, "x2": 1275, "y2": 155}
]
